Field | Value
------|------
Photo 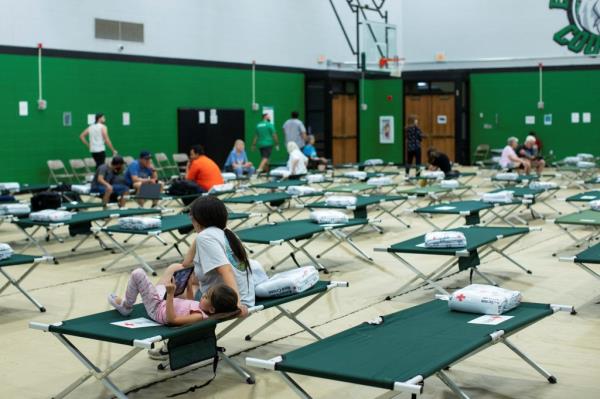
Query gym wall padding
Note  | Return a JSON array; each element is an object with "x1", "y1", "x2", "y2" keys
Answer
[
  {"x1": 0, "y1": 53, "x2": 304, "y2": 182},
  {"x1": 470, "y1": 70, "x2": 600, "y2": 160},
  {"x1": 359, "y1": 78, "x2": 404, "y2": 162}
]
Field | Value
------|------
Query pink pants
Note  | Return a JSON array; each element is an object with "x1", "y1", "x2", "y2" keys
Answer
[{"x1": 123, "y1": 268, "x2": 168, "y2": 324}]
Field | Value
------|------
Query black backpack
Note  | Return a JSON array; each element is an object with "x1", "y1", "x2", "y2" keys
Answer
[{"x1": 30, "y1": 191, "x2": 62, "y2": 211}]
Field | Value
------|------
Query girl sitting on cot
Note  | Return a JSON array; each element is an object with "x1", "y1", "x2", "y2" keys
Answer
[{"x1": 108, "y1": 267, "x2": 239, "y2": 325}]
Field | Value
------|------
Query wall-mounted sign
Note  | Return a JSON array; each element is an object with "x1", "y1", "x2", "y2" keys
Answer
[
  {"x1": 550, "y1": 0, "x2": 600, "y2": 55},
  {"x1": 436, "y1": 115, "x2": 447, "y2": 124},
  {"x1": 379, "y1": 116, "x2": 394, "y2": 144}
]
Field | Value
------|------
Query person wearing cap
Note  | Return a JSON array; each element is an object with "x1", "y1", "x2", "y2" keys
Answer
[
  {"x1": 125, "y1": 151, "x2": 162, "y2": 206},
  {"x1": 518, "y1": 135, "x2": 545, "y2": 175},
  {"x1": 251, "y1": 112, "x2": 280, "y2": 174},
  {"x1": 500, "y1": 136, "x2": 531, "y2": 174},
  {"x1": 91, "y1": 155, "x2": 128, "y2": 207},
  {"x1": 79, "y1": 113, "x2": 118, "y2": 169},
  {"x1": 186, "y1": 144, "x2": 224, "y2": 191}
]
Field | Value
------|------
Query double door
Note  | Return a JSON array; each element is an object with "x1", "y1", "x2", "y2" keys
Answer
[{"x1": 405, "y1": 94, "x2": 455, "y2": 161}]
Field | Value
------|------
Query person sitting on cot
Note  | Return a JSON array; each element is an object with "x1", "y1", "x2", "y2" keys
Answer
[
  {"x1": 518, "y1": 135, "x2": 545, "y2": 176},
  {"x1": 108, "y1": 267, "x2": 240, "y2": 325},
  {"x1": 286, "y1": 141, "x2": 308, "y2": 179},
  {"x1": 302, "y1": 134, "x2": 328, "y2": 171},
  {"x1": 499, "y1": 136, "x2": 531, "y2": 174},
  {"x1": 224, "y1": 139, "x2": 255, "y2": 178},
  {"x1": 427, "y1": 148, "x2": 458, "y2": 178}
]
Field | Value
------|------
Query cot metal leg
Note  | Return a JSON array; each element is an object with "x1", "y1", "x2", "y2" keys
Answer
[
  {"x1": 17, "y1": 226, "x2": 57, "y2": 262},
  {"x1": 100, "y1": 234, "x2": 157, "y2": 275},
  {"x1": 245, "y1": 294, "x2": 326, "y2": 341},
  {"x1": 575, "y1": 262, "x2": 600, "y2": 281},
  {"x1": 279, "y1": 372, "x2": 313, "y2": 399},
  {"x1": 0, "y1": 263, "x2": 45, "y2": 311},
  {"x1": 156, "y1": 231, "x2": 190, "y2": 260},
  {"x1": 503, "y1": 337, "x2": 556, "y2": 383},
  {"x1": 70, "y1": 233, "x2": 91, "y2": 252},
  {"x1": 388, "y1": 253, "x2": 450, "y2": 297},
  {"x1": 269, "y1": 236, "x2": 327, "y2": 272},
  {"x1": 436, "y1": 370, "x2": 471, "y2": 399},
  {"x1": 386, "y1": 257, "x2": 458, "y2": 300},
  {"x1": 51, "y1": 332, "x2": 141, "y2": 399},
  {"x1": 471, "y1": 267, "x2": 498, "y2": 286},
  {"x1": 220, "y1": 351, "x2": 255, "y2": 384},
  {"x1": 487, "y1": 236, "x2": 533, "y2": 274},
  {"x1": 319, "y1": 229, "x2": 373, "y2": 262},
  {"x1": 378, "y1": 201, "x2": 411, "y2": 228}
]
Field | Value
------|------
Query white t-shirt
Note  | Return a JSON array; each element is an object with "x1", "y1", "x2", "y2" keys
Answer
[
  {"x1": 193, "y1": 227, "x2": 255, "y2": 306},
  {"x1": 283, "y1": 118, "x2": 306, "y2": 149},
  {"x1": 89, "y1": 123, "x2": 106, "y2": 153},
  {"x1": 499, "y1": 145, "x2": 517, "y2": 168},
  {"x1": 287, "y1": 149, "x2": 308, "y2": 175}
]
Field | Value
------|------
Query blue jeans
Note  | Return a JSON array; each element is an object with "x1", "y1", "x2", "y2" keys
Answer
[
  {"x1": 227, "y1": 165, "x2": 255, "y2": 178},
  {"x1": 91, "y1": 183, "x2": 129, "y2": 196}
]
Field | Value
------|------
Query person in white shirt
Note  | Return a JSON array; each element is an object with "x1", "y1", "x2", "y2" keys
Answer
[
  {"x1": 282, "y1": 111, "x2": 307, "y2": 150},
  {"x1": 499, "y1": 136, "x2": 530, "y2": 174},
  {"x1": 79, "y1": 113, "x2": 117, "y2": 169},
  {"x1": 286, "y1": 141, "x2": 308, "y2": 177}
]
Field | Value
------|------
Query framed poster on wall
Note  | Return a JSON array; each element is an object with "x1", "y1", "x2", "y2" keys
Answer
[{"x1": 379, "y1": 115, "x2": 394, "y2": 144}]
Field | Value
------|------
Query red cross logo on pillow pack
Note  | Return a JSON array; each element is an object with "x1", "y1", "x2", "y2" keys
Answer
[{"x1": 550, "y1": 0, "x2": 600, "y2": 54}]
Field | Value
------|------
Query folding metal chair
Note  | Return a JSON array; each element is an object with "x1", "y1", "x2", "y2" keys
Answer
[
  {"x1": 47, "y1": 160, "x2": 74, "y2": 184},
  {"x1": 68, "y1": 159, "x2": 93, "y2": 183},
  {"x1": 83, "y1": 157, "x2": 97, "y2": 171},
  {"x1": 173, "y1": 153, "x2": 189, "y2": 175},
  {"x1": 155, "y1": 152, "x2": 179, "y2": 178}
]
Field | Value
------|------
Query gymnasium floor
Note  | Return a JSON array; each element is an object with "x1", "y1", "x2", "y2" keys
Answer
[{"x1": 1, "y1": 168, "x2": 599, "y2": 399}]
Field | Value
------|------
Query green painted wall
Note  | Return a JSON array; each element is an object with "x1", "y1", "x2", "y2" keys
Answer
[
  {"x1": 0, "y1": 53, "x2": 304, "y2": 182},
  {"x1": 359, "y1": 78, "x2": 404, "y2": 162},
  {"x1": 470, "y1": 70, "x2": 600, "y2": 160}
]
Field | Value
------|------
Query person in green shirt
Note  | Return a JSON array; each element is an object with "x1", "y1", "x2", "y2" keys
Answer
[{"x1": 251, "y1": 113, "x2": 280, "y2": 173}]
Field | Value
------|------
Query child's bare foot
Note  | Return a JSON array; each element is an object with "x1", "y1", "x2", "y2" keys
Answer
[{"x1": 108, "y1": 293, "x2": 132, "y2": 316}]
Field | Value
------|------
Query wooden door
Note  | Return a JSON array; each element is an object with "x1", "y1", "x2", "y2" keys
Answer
[
  {"x1": 404, "y1": 94, "x2": 455, "y2": 162},
  {"x1": 430, "y1": 95, "x2": 455, "y2": 161},
  {"x1": 404, "y1": 96, "x2": 432, "y2": 162},
  {"x1": 332, "y1": 94, "x2": 357, "y2": 164}
]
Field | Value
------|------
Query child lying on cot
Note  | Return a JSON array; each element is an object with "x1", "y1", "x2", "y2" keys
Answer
[{"x1": 108, "y1": 268, "x2": 240, "y2": 326}]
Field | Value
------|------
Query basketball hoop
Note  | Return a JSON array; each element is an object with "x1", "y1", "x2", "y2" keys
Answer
[{"x1": 378, "y1": 56, "x2": 404, "y2": 77}]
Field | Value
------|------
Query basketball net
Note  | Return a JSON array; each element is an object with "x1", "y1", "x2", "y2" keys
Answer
[{"x1": 379, "y1": 56, "x2": 403, "y2": 77}]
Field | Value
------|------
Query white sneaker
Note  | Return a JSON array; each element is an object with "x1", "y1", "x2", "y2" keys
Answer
[{"x1": 148, "y1": 344, "x2": 169, "y2": 361}]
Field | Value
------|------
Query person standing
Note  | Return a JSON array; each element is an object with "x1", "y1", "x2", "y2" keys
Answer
[
  {"x1": 405, "y1": 115, "x2": 424, "y2": 176},
  {"x1": 282, "y1": 111, "x2": 307, "y2": 150},
  {"x1": 252, "y1": 113, "x2": 279, "y2": 174},
  {"x1": 79, "y1": 113, "x2": 117, "y2": 169}
]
